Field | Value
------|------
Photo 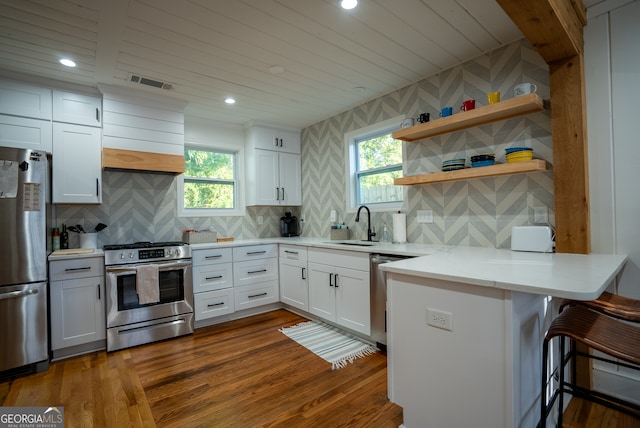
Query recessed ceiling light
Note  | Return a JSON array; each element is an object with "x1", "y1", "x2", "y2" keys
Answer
[
  {"x1": 340, "y1": 0, "x2": 357, "y2": 10},
  {"x1": 224, "y1": 97, "x2": 236, "y2": 104},
  {"x1": 269, "y1": 65, "x2": 285, "y2": 75},
  {"x1": 353, "y1": 86, "x2": 366, "y2": 94},
  {"x1": 59, "y1": 58, "x2": 76, "y2": 67}
]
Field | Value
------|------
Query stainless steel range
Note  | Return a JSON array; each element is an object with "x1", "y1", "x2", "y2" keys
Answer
[{"x1": 104, "y1": 241, "x2": 193, "y2": 351}]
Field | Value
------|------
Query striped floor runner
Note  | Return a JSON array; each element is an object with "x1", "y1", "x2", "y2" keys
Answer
[{"x1": 279, "y1": 320, "x2": 378, "y2": 370}]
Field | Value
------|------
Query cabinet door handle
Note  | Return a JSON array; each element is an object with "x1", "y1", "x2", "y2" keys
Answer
[
  {"x1": 247, "y1": 269, "x2": 267, "y2": 275},
  {"x1": 329, "y1": 273, "x2": 334, "y2": 287},
  {"x1": 96, "y1": 108, "x2": 100, "y2": 123},
  {"x1": 274, "y1": 137, "x2": 278, "y2": 148},
  {"x1": 207, "y1": 302, "x2": 225, "y2": 307},
  {"x1": 97, "y1": 284, "x2": 101, "y2": 300},
  {"x1": 64, "y1": 266, "x2": 91, "y2": 272},
  {"x1": 280, "y1": 138, "x2": 284, "y2": 147},
  {"x1": 96, "y1": 178, "x2": 99, "y2": 197},
  {"x1": 248, "y1": 292, "x2": 268, "y2": 299},
  {"x1": 335, "y1": 274, "x2": 339, "y2": 288},
  {"x1": 281, "y1": 187, "x2": 285, "y2": 201},
  {"x1": 205, "y1": 275, "x2": 223, "y2": 280},
  {"x1": 276, "y1": 187, "x2": 280, "y2": 201},
  {"x1": 301, "y1": 267, "x2": 306, "y2": 280},
  {"x1": 246, "y1": 251, "x2": 267, "y2": 255},
  {"x1": 205, "y1": 254, "x2": 223, "y2": 259}
]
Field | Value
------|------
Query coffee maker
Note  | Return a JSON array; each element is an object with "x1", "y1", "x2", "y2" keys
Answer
[{"x1": 280, "y1": 211, "x2": 300, "y2": 237}]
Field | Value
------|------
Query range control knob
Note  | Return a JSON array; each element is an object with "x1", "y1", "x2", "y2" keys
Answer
[
  {"x1": 175, "y1": 249, "x2": 181, "y2": 257},
  {"x1": 129, "y1": 252, "x2": 135, "y2": 259},
  {"x1": 166, "y1": 248, "x2": 174, "y2": 256},
  {"x1": 119, "y1": 252, "x2": 125, "y2": 259}
]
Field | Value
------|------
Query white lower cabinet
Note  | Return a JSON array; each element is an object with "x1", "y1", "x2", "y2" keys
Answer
[
  {"x1": 279, "y1": 245, "x2": 308, "y2": 311},
  {"x1": 49, "y1": 256, "x2": 105, "y2": 355},
  {"x1": 233, "y1": 244, "x2": 279, "y2": 311},
  {"x1": 308, "y1": 248, "x2": 370, "y2": 335},
  {"x1": 192, "y1": 248, "x2": 234, "y2": 321}
]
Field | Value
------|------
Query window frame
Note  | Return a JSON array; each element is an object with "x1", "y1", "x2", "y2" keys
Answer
[
  {"x1": 344, "y1": 115, "x2": 406, "y2": 213},
  {"x1": 177, "y1": 141, "x2": 245, "y2": 217}
]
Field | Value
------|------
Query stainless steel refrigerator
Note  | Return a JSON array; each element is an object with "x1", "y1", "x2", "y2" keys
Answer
[{"x1": 0, "y1": 147, "x2": 48, "y2": 373}]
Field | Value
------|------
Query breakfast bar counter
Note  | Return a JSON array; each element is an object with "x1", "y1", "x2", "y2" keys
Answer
[{"x1": 379, "y1": 247, "x2": 627, "y2": 428}]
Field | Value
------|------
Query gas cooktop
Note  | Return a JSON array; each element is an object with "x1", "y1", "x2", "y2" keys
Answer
[{"x1": 103, "y1": 241, "x2": 185, "y2": 251}]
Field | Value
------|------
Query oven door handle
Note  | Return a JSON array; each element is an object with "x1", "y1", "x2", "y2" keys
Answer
[{"x1": 106, "y1": 260, "x2": 191, "y2": 274}]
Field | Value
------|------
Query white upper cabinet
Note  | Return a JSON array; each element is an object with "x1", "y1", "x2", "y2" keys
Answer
[
  {"x1": 247, "y1": 125, "x2": 300, "y2": 154},
  {"x1": 52, "y1": 123, "x2": 102, "y2": 204},
  {"x1": 0, "y1": 115, "x2": 52, "y2": 152},
  {"x1": 0, "y1": 79, "x2": 52, "y2": 120},
  {"x1": 52, "y1": 91, "x2": 102, "y2": 127},
  {"x1": 245, "y1": 124, "x2": 302, "y2": 206}
]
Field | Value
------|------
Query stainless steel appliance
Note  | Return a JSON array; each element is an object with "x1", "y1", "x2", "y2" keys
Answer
[
  {"x1": 370, "y1": 253, "x2": 412, "y2": 350},
  {"x1": 104, "y1": 242, "x2": 194, "y2": 351},
  {"x1": 0, "y1": 147, "x2": 49, "y2": 374}
]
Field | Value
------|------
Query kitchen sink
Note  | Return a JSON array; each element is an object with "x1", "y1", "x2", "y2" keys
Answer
[{"x1": 325, "y1": 241, "x2": 378, "y2": 247}]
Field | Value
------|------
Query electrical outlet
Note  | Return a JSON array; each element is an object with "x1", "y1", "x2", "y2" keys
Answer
[
  {"x1": 330, "y1": 210, "x2": 337, "y2": 222},
  {"x1": 534, "y1": 206, "x2": 548, "y2": 224},
  {"x1": 417, "y1": 210, "x2": 433, "y2": 223},
  {"x1": 300, "y1": 214, "x2": 305, "y2": 223},
  {"x1": 257, "y1": 216, "x2": 263, "y2": 225},
  {"x1": 427, "y1": 308, "x2": 453, "y2": 331}
]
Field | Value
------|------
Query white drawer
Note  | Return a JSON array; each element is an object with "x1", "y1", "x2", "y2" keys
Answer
[
  {"x1": 193, "y1": 263, "x2": 233, "y2": 293},
  {"x1": 308, "y1": 247, "x2": 369, "y2": 271},
  {"x1": 49, "y1": 257, "x2": 104, "y2": 281},
  {"x1": 234, "y1": 281, "x2": 278, "y2": 311},
  {"x1": 192, "y1": 248, "x2": 233, "y2": 266},
  {"x1": 279, "y1": 244, "x2": 307, "y2": 262},
  {"x1": 233, "y1": 258, "x2": 278, "y2": 287},
  {"x1": 233, "y1": 244, "x2": 277, "y2": 262},
  {"x1": 195, "y1": 289, "x2": 235, "y2": 321}
]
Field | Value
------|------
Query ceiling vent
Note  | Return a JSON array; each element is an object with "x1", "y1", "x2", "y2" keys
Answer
[{"x1": 127, "y1": 73, "x2": 174, "y2": 90}]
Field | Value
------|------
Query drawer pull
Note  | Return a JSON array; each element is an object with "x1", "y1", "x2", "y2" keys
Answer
[
  {"x1": 207, "y1": 302, "x2": 225, "y2": 307},
  {"x1": 64, "y1": 266, "x2": 92, "y2": 272},
  {"x1": 246, "y1": 250, "x2": 267, "y2": 255},
  {"x1": 248, "y1": 292, "x2": 268, "y2": 299},
  {"x1": 284, "y1": 250, "x2": 299, "y2": 255},
  {"x1": 205, "y1": 275, "x2": 223, "y2": 280},
  {"x1": 205, "y1": 254, "x2": 223, "y2": 259},
  {"x1": 247, "y1": 269, "x2": 267, "y2": 275},
  {"x1": 302, "y1": 267, "x2": 306, "y2": 280}
]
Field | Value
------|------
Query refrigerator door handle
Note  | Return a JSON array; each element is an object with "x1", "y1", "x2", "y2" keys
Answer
[{"x1": 0, "y1": 288, "x2": 39, "y2": 301}]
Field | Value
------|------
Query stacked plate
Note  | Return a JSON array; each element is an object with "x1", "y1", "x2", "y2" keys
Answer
[
  {"x1": 442, "y1": 158, "x2": 466, "y2": 171},
  {"x1": 470, "y1": 153, "x2": 495, "y2": 168},
  {"x1": 505, "y1": 147, "x2": 533, "y2": 163}
]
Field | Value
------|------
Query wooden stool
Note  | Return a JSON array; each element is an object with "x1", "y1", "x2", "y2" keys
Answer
[
  {"x1": 539, "y1": 305, "x2": 640, "y2": 427},
  {"x1": 559, "y1": 291, "x2": 640, "y2": 322}
]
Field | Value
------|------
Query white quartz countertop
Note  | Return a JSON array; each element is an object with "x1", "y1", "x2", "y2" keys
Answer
[{"x1": 378, "y1": 245, "x2": 627, "y2": 300}]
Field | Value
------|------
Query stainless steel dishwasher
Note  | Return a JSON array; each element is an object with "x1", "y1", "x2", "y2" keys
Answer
[{"x1": 370, "y1": 253, "x2": 412, "y2": 351}]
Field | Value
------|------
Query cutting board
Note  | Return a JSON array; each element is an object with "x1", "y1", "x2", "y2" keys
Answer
[{"x1": 51, "y1": 248, "x2": 95, "y2": 256}]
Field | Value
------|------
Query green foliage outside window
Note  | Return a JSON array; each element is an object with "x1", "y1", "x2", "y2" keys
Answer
[
  {"x1": 184, "y1": 148, "x2": 235, "y2": 209},
  {"x1": 357, "y1": 134, "x2": 403, "y2": 204}
]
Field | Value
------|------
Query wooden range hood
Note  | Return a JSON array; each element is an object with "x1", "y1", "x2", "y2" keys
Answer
[
  {"x1": 102, "y1": 148, "x2": 184, "y2": 174},
  {"x1": 99, "y1": 84, "x2": 187, "y2": 175}
]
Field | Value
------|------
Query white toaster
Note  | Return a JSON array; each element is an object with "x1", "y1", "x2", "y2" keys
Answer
[{"x1": 511, "y1": 226, "x2": 554, "y2": 253}]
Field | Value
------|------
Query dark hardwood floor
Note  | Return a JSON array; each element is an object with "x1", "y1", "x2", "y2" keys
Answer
[
  {"x1": 1, "y1": 309, "x2": 637, "y2": 427},
  {"x1": 1, "y1": 310, "x2": 402, "y2": 427}
]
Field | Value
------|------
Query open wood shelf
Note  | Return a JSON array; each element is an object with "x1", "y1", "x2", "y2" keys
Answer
[
  {"x1": 394, "y1": 159, "x2": 550, "y2": 185},
  {"x1": 392, "y1": 93, "x2": 544, "y2": 142}
]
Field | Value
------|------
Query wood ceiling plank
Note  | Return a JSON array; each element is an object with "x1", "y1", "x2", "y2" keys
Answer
[
  {"x1": 119, "y1": 25, "x2": 365, "y2": 105},
  {"x1": 228, "y1": 0, "x2": 435, "y2": 78},
  {"x1": 128, "y1": 0, "x2": 402, "y2": 95}
]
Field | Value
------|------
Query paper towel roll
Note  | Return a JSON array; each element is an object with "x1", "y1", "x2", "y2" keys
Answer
[{"x1": 392, "y1": 213, "x2": 407, "y2": 244}]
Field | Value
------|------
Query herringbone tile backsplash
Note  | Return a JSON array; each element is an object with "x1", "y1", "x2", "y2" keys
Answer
[{"x1": 55, "y1": 39, "x2": 552, "y2": 249}]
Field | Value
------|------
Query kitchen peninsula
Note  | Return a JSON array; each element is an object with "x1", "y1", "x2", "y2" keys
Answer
[{"x1": 378, "y1": 246, "x2": 627, "y2": 428}]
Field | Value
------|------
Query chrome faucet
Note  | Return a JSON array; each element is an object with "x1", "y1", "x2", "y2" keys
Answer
[{"x1": 355, "y1": 205, "x2": 376, "y2": 241}]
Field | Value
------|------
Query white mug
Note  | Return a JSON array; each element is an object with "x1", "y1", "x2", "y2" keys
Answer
[
  {"x1": 514, "y1": 83, "x2": 537, "y2": 96},
  {"x1": 401, "y1": 118, "x2": 415, "y2": 128}
]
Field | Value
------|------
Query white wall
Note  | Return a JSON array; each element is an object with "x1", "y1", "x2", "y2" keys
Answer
[{"x1": 584, "y1": 0, "x2": 640, "y2": 401}]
